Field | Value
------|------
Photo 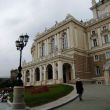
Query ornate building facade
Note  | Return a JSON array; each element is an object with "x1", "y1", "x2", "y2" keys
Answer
[{"x1": 22, "y1": 0, "x2": 110, "y2": 86}]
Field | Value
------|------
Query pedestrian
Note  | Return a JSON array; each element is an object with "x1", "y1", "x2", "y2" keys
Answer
[{"x1": 76, "y1": 78, "x2": 84, "y2": 101}]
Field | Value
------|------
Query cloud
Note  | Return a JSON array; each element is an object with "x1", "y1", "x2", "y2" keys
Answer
[{"x1": 0, "y1": 0, "x2": 93, "y2": 77}]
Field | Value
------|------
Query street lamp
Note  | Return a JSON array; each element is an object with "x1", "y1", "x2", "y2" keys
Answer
[
  {"x1": 15, "y1": 34, "x2": 29, "y2": 86},
  {"x1": 12, "y1": 34, "x2": 29, "y2": 110}
]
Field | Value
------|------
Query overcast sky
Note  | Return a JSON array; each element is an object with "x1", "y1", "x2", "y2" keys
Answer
[{"x1": 0, "y1": 0, "x2": 99, "y2": 78}]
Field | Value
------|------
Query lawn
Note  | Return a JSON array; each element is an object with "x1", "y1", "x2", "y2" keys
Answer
[{"x1": 24, "y1": 84, "x2": 73, "y2": 107}]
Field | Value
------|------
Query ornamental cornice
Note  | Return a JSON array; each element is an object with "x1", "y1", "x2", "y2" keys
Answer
[
  {"x1": 22, "y1": 61, "x2": 36, "y2": 69},
  {"x1": 34, "y1": 17, "x2": 85, "y2": 41},
  {"x1": 88, "y1": 46, "x2": 110, "y2": 54},
  {"x1": 74, "y1": 47, "x2": 88, "y2": 54},
  {"x1": 22, "y1": 54, "x2": 74, "y2": 70}
]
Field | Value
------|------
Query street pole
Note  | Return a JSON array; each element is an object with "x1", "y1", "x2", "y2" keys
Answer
[{"x1": 12, "y1": 34, "x2": 29, "y2": 110}]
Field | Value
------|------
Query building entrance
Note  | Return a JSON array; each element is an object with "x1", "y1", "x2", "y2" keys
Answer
[
  {"x1": 63, "y1": 63, "x2": 72, "y2": 83},
  {"x1": 46, "y1": 64, "x2": 53, "y2": 80}
]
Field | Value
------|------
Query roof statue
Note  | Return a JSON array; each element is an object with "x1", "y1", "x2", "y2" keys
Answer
[{"x1": 65, "y1": 14, "x2": 73, "y2": 19}]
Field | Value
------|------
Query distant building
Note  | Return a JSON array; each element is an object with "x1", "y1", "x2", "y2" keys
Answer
[
  {"x1": 22, "y1": 0, "x2": 110, "y2": 86},
  {"x1": 10, "y1": 69, "x2": 18, "y2": 80}
]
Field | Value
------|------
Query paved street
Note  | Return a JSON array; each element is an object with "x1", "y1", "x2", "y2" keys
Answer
[
  {"x1": 53, "y1": 84, "x2": 110, "y2": 110},
  {"x1": 0, "y1": 103, "x2": 9, "y2": 109},
  {"x1": 0, "y1": 84, "x2": 110, "y2": 110}
]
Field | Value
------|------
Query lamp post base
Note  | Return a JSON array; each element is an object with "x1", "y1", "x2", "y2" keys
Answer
[{"x1": 12, "y1": 86, "x2": 25, "y2": 110}]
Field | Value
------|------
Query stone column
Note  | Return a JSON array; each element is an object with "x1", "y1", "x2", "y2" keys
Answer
[
  {"x1": 57, "y1": 34, "x2": 59, "y2": 50},
  {"x1": 38, "y1": 43, "x2": 40, "y2": 58},
  {"x1": 72, "y1": 63, "x2": 76, "y2": 80},
  {"x1": 98, "y1": 28, "x2": 102, "y2": 47},
  {"x1": 69, "y1": 25, "x2": 74, "y2": 48},
  {"x1": 30, "y1": 68, "x2": 33, "y2": 85},
  {"x1": 24, "y1": 71, "x2": 27, "y2": 86},
  {"x1": 22, "y1": 71, "x2": 26, "y2": 86},
  {"x1": 58, "y1": 61, "x2": 63, "y2": 83},
  {"x1": 46, "y1": 39, "x2": 49, "y2": 56},
  {"x1": 57, "y1": 33, "x2": 62, "y2": 55},
  {"x1": 29, "y1": 69, "x2": 32, "y2": 86},
  {"x1": 55, "y1": 34, "x2": 57, "y2": 46},
  {"x1": 53, "y1": 62, "x2": 56, "y2": 84},
  {"x1": 83, "y1": 32, "x2": 87, "y2": 50},
  {"x1": 32, "y1": 68, "x2": 35, "y2": 85},
  {"x1": 74, "y1": 28, "x2": 78, "y2": 48},
  {"x1": 44, "y1": 40, "x2": 47, "y2": 56},
  {"x1": 40, "y1": 66, "x2": 42, "y2": 82},
  {"x1": 43, "y1": 65, "x2": 47, "y2": 85},
  {"x1": 35, "y1": 44, "x2": 38, "y2": 61},
  {"x1": 109, "y1": 23, "x2": 110, "y2": 30},
  {"x1": 71, "y1": 62, "x2": 76, "y2": 82},
  {"x1": 67, "y1": 28, "x2": 70, "y2": 48},
  {"x1": 88, "y1": 33, "x2": 92, "y2": 50},
  {"x1": 54, "y1": 34, "x2": 57, "y2": 53},
  {"x1": 48, "y1": 38, "x2": 51, "y2": 54},
  {"x1": 104, "y1": 69, "x2": 110, "y2": 85}
]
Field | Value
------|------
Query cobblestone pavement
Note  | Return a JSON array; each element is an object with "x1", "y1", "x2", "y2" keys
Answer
[{"x1": 53, "y1": 84, "x2": 110, "y2": 110}]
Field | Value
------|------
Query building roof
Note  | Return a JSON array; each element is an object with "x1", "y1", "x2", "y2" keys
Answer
[{"x1": 34, "y1": 14, "x2": 85, "y2": 41}]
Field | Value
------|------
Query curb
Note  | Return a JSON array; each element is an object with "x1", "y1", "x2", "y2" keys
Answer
[
  {"x1": 31, "y1": 84, "x2": 78, "y2": 110},
  {"x1": 48, "y1": 94, "x2": 78, "y2": 110}
]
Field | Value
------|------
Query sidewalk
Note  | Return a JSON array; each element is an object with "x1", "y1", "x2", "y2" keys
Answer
[
  {"x1": 31, "y1": 84, "x2": 78, "y2": 110},
  {"x1": 53, "y1": 84, "x2": 110, "y2": 110}
]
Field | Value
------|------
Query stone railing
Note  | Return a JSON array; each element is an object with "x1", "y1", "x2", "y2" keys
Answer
[
  {"x1": 22, "y1": 61, "x2": 35, "y2": 67},
  {"x1": 39, "y1": 51, "x2": 73, "y2": 62},
  {"x1": 85, "y1": 12, "x2": 110, "y2": 26},
  {"x1": 101, "y1": 29, "x2": 110, "y2": 34},
  {"x1": 61, "y1": 54, "x2": 73, "y2": 58}
]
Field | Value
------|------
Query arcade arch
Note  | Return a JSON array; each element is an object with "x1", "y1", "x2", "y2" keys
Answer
[
  {"x1": 35, "y1": 67, "x2": 40, "y2": 81},
  {"x1": 63, "y1": 63, "x2": 72, "y2": 83},
  {"x1": 46, "y1": 64, "x2": 53, "y2": 80}
]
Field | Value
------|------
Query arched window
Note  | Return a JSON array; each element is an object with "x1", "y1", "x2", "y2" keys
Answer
[
  {"x1": 40, "y1": 43, "x2": 45, "y2": 57},
  {"x1": 35, "y1": 68, "x2": 40, "y2": 81},
  {"x1": 62, "y1": 32, "x2": 68, "y2": 49}
]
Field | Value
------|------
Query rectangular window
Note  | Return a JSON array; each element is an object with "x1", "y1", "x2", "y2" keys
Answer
[
  {"x1": 96, "y1": 66, "x2": 100, "y2": 76},
  {"x1": 40, "y1": 43, "x2": 45, "y2": 57},
  {"x1": 94, "y1": 55, "x2": 99, "y2": 61},
  {"x1": 101, "y1": 25, "x2": 108, "y2": 33},
  {"x1": 102, "y1": 25, "x2": 107, "y2": 31},
  {"x1": 103, "y1": 34, "x2": 109, "y2": 44},
  {"x1": 106, "y1": 52, "x2": 110, "y2": 59},
  {"x1": 51, "y1": 37, "x2": 55, "y2": 53},
  {"x1": 62, "y1": 32, "x2": 68, "y2": 49},
  {"x1": 93, "y1": 39, "x2": 97, "y2": 47}
]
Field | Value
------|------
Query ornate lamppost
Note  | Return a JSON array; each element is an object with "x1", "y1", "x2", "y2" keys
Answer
[
  {"x1": 12, "y1": 34, "x2": 29, "y2": 110},
  {"x1": 15, "y1": 34, "x2": 29, "y2": 86}
]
